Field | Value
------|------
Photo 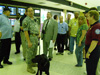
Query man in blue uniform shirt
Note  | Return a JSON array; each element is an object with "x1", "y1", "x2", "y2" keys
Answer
[
  {"x1": 0, "y1": 7, "x2": 12, "y2": 68},
  {"x1": 56, "y1": 16, "x2": 68, "y2": 55}
]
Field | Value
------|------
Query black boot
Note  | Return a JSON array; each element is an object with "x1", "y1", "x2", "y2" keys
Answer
[
  {"x1": 3, "y1": 61, "x2": 12, "y2": 65},
  {"x1": 0, "y1": 63, "x2": 3, "y2": 68}
]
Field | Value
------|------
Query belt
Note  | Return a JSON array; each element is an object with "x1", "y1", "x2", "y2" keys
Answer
[
  {"x1": 20, "y1": 30, "x2": 24, "y2": 32},
  {"x1": 30, "y1": 33, "x2": 39, "y2": 37}
]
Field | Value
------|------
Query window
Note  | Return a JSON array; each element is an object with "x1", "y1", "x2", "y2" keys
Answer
[
  {"x1": 18, "y1": 8, "x2": 25, "y2": 15},
  {"x1": 0, "y1": 6, "x2": 5, "y2": 15},
  {"x1": 34, "y1": 9, "x2": 40, "y2": 16},
  {"x1": 9, "y1": 18, "x2": 16, "y2": 26},
  {"x1": 8, "y1": 7, "x2": 16, "y2": 15}
]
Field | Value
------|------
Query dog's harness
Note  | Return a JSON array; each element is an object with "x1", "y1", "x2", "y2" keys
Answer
[{"x1": 43, "y1": 61, "x2": 48, "y2": 67}]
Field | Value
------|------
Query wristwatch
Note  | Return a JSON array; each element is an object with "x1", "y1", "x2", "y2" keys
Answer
[{"x1": 87, "y1": 51, "x2": 91, "y2": 54}]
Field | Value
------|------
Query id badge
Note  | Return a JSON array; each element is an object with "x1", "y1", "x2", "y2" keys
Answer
[
  {"x1": 61, "y1": 28, "x2": 63, "y2": 32},
  {"x1": 74, "y1": 22, "x2": 76, "y2": 26}
]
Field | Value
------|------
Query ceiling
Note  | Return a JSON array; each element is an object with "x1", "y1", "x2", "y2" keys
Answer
[
  {"x1": 11, "y1": 0, "x2": 85, "y2": 12},
  {"x1": 2, "y1": 0, "x2": 100, "y2": 12},
  {"x1": 67, "y1": 0, "x2": 100, "y2": 8}
]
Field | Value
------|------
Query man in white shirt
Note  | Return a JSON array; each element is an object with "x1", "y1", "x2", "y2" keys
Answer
[{"x1": 14, "y1": 13, "x2": 21, "y2": 54}]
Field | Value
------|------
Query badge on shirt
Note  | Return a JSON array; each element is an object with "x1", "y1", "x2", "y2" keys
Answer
[
  {"x1": 61, "y1": 27, "x2": 63, "y2": 32},
  {"x1": 74, "y1": 22, "x2": 76, "y2": 26},
  {"x1": 95, "y1": 29, "x2": 100, "y2": 34}
]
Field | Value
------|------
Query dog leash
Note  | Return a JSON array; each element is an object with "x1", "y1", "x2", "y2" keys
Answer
[{"x1": 43, "y1": 61, "x2": 48, "y2": 67}]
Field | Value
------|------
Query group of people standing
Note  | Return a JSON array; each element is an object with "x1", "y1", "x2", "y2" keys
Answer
[
  {"x1": 0, "y1": 6, "x2": 100, "y2": 75},
  {"x1": 14, "y1": 7, "x2": 40, "y2": 74},
  {"x1": 0, "y1": 7, "x2": 39, "y2": 74},
  {"x1": 52, "y1": 7, "x2": 100, "y2": 75}
]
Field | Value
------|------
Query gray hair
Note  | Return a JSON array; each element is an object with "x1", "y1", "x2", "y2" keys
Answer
[{"x1": 47, "y1": 12, "x2": 52, "y2": 16}]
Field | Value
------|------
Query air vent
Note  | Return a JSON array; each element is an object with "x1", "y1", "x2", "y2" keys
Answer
[
  {"x1": 38, "y1": 2, "x2": 45, "y2": 4},
  {"x1": 55, "y1": 3, "x2": 61, "y2": 6}
]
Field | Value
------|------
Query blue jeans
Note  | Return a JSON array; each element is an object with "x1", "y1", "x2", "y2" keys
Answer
[
  {"x1": 75, "y1": 42, "x2": 85, "y2": 66},
  {"x1": 69, "y1": 36, "x2": 76, "y2": 53}
]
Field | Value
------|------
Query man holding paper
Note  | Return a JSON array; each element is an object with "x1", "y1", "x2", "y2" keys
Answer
[{"x1": 41, "y1": 12, "x2": 58, "y2": 61}]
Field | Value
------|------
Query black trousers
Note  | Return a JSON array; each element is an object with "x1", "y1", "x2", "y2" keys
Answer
[
  {"x1": 0, "y1": 38, "x2": 11, "y2": 63},
  {"x1": 54, "y1": 40, "x2": 57, "y2": 47},
  {"x1": 85, "y1": 45, "x2": 100, "y2": 75},
  {"x1": 15, "y1": 32, "x2": 21, "y2": 52},
  {"x1": 57, "y1": 34, "x2": 66, "y2": 53}
]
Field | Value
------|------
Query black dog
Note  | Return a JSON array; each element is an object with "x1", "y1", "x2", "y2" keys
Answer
[{"x1": 32, "y1": 54, "x2": 50, "y2": 75}]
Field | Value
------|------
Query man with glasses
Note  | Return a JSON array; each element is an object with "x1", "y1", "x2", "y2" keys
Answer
[{"x1": 22, "y1": 7, "x2": 40, "y2": 74}]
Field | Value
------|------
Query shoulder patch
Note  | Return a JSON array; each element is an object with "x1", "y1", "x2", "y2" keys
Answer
[
  {"x1": 95, "y1": 29, "x2": 100, "y2": 34},
  {"x1": 24, "y1": 22, "x2": 28, "y2": 27}
]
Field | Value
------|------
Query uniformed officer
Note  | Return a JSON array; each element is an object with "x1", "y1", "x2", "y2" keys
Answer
[
  {"x1": 85, "y1": 10, "x2": 100, "y2": 75},
  {"x1": 22, "y1": 7, "x2": 39, "y2": 74},
  {"x1": 20, "y1": 10, "x2": 27, "y2": 60}
]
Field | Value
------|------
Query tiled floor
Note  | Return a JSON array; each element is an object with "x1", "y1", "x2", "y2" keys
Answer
[{"x1": 0, "y1": 40, "x2": 87, "y2": 75}]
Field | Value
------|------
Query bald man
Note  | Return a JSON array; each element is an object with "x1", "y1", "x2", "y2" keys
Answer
[{"x1": 56, "y1": 16, "x2": 68, "y2": 55}]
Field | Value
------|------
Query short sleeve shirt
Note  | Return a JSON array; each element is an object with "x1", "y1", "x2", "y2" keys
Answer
[
  {"x1": 69, "y1": 18, "x2": 79, "y2": 37},
  {"x1": 0, "y1": 14, "x2": 12, "y2": 39},
  {"x1": 85, "y1": 21, "x2": 100, "y2": 45},
  {"x1": 76, "y1": 24, "x2": 88, "y2": 44},
  {"x1": 22, "y1": 16, "x2": 39, "y2": 34},
  {"x1": 58, "y1": 22, "x2": 68, "y2": 34}
]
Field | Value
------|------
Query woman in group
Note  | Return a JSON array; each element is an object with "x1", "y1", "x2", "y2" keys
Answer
[
  {"x1": 75, "y1": 16, "x2": 88, "y2": 67},
  {"x1": 14, "y1": 13, "x2": 21, "y2": 54}
]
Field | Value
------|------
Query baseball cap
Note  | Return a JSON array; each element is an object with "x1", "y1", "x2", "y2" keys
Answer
[{"x1": 3, "y1": 7, "x2": 11, "y2": 12}]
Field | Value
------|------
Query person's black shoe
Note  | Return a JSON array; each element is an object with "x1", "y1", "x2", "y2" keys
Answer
[
  {"x1": 75, "y1": 64, "x2": 82, "y2": 67},
  {"x1": 68, "y1": 52, "x2": 73, "y2": 55},
  {"x1": 0, "y1": 65, "x2": 3, "y2": 68},
  {"x1": 64, "y1": 48, "x2": 67, "y2": 50},
  {"x1": 54, "y1": 48, "x2": 57, "y2": 50},
  {"x1": 84, "y1": 60, "x2": 86, "y2": 63},
  {"x1": 3, "y1": 61, "x2": 12, "y2": 65},
  {"x1": 60, "y1": 53, "x2": 64, "y2": 55},
  {"x1": 56, "y1": 52, "x2": 60, "y2": 55},
  {"x1": 15, "y1": 51, "x2": 20, "y2": 54},
  {"x1": 24, "y1": 58, "x2": 25, "y2": 60},
  {"x1": 67, "y1": 47, "x2": 69, "y2": 50},
  {"x1": 49, "y1": 58, "x2": 52, "y2": 61}
]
